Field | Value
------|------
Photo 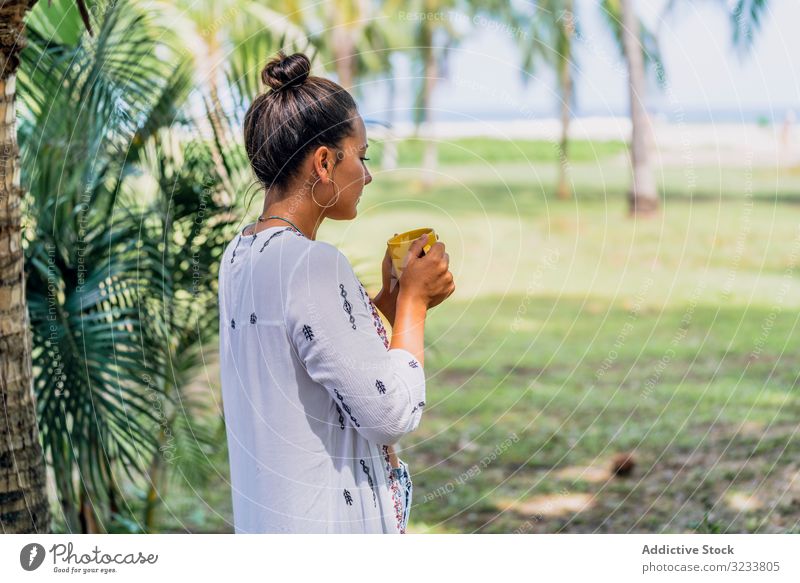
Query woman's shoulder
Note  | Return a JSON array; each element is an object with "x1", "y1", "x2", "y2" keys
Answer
[
  {"x1": 290, "y1": 239, "x2": 357, "y2": 283},
  {"x1": 219, "y1": 226, "x2": 354, "y2": 282},
  {"x1": 218, "y1": 226, "x2": 311, "y2": 274},
  {"x1": 282, "y1": 240, "x2": 368, "y2": 330}
]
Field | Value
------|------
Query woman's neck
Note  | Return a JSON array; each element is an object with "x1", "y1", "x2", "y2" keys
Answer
[{"x1": 259, "y1": 191, "x2": 324, "y2": 240}]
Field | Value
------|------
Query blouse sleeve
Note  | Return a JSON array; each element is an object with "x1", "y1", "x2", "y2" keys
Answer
[{"x1": 284, "y1": 241, "x2": 426, "y2": 445}]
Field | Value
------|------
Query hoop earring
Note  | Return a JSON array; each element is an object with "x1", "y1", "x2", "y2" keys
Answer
[{"x1": 311, "y1": 177, "x2": 340, "y2": 208}]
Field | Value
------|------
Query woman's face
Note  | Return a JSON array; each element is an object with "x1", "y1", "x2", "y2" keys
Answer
[{"x1": 324, "y1": 115, "x2": 372, "y2": 220}]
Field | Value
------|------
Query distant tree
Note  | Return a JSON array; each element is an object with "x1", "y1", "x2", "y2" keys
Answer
[
  {"x1": 618, "y1": 0, "x2": 658, "y2": 215},
  {"x1": 516, "y1": 0, "x2": 578, "y2": 200},
  {"x1": 605, "y1": 0, "x2": 770, "y2": 215},
  {"x1": 395, "y1": 0, "x2": 464, "y2": 186},
  {"x1": 601, "y1": 0, "x2": 662, "y2": 215}
]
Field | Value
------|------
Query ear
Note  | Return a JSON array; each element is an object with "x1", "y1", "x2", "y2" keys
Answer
[{"x1": 311, "y1": 146, "x2": 334, "y2": 184}]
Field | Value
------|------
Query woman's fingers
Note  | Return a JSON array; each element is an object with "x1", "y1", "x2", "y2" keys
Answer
[
  {"x1": 408, "y1": 235, "x2": 430, "y2": 259},
  {"x1": 429, "y1": 241, "x2": 445, "y2": 256},
  {"x1": 437, "y1": 252, "x2": 449, "y2": 273}
]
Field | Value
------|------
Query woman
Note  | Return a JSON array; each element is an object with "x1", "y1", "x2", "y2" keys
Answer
[{"x1": 218, "y1": 51, "x2": 455, "y2": 533}]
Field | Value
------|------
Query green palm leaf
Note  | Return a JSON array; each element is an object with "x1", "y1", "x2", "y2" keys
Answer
[{"x1": 20, "y1": 0, "x2": 196, "y2": 532}]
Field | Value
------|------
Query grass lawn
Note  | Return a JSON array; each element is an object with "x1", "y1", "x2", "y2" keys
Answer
[
  {"x1": 155, "y1": 142, "x2": 800, "y2": 533},
  {"x1": 407, "y1": 294, "x2": 800, "y2": 533}
]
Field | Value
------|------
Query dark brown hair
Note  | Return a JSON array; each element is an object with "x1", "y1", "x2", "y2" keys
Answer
[{"x1": 243, "y1": 51, "x2": 358, "y2": 194}]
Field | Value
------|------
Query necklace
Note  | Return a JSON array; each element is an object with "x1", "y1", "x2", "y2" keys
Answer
[{"x1": 257, "y1": 214, "x2": 306, "y2": 238}]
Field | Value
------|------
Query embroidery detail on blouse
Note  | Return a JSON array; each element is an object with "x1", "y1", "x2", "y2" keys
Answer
[
  {"x1": 408, "y1": 359, "x2": 419, "y2": 368},
  {"x1": 339, "y1": 284, "x2": 357, "y2": 329},
  {"x1": 249, "y1": 312, "x2": 257, "y2": 325},
  {"x1": 302, "y1": 325, "x2": 314, "y2": 341},
  {"x1": 230, "y1": 318, "x2": 236, "y2": 329},
  {"x1": 360, "y1": 282, "x2": 389, "y2": 349},
  {"x1": 332, "y1": 388, "x2": 360, "y2": 427},
  {"x1": 258, "y1": 228, "x2": 290, "y2": 252},
  {"x1": 360, "y1": 459, "x2": 377, "y2": 507},
  {"x1": 382, "y1": 445, "x2": 405, "y2": 533},
  {"x1": 343, "y1": 489, "x2": 353, "y2": 506},
  {"x1": 230, "y1": 237, "x2": 242, "y2": 263},
  {"x1": 334, "y1": 403, "x2": 345, "y2": 430},
  {"x1": 376, "y1": 379, "x2": 386, "y2": 395},
  {"x1": 362, "y1": 284, "x2": 407, "y2": 527},
  {"x1": 411, "y1": 400, "x2": 426, "y2": 414},
  {"x1": 357, "y1": 284, "x2": 370, "y2": 313}
]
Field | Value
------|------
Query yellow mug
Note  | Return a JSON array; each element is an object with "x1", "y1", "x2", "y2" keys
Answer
[{"x1": 387, "y1": 228, "x2": 439, "y2": 284}]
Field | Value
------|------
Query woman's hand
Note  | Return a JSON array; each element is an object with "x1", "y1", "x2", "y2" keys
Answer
[
  {"x1": 399, "y1": 235, "x2": 455, "y2": 310},
  {"x1": 373, "y1": 234, "x2": 401, "y2": 326}
]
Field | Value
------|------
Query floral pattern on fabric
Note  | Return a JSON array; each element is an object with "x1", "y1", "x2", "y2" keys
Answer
[
  {"x1": 382, "y1": 445, "x2": 406, "y2": 534},
  {"x1": 359, "y1": 282, "x2": 390, "y2": 349},
  {"x1": 358, "y1": 280, "x2": 405, "y2": 533}
]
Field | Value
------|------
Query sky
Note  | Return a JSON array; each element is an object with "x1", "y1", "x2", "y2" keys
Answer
[{"x1": 358, "y1": 0, "x2": 800, "y2": 124}]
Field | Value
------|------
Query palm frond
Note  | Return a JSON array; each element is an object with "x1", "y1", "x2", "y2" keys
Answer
[
  {"x1": 728, "y1": 0, "x2": 769, "y2": 49},
  {"x1": 20, "y1": 0, "x2": 198, "y2": 531}
]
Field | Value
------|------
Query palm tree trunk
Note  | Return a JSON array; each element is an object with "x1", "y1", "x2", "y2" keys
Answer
[
  {"x1": 556, "y1": 0, "x2": 574, "y2": 200},
  {"x1": 620, "y1": 0, "x2": 658, "y2": 215},
  {"x1": 420, "y1": 23, "x2": 438, "y2": 188},
  {"x1": 142, "y1": 416, "x2": 174, "y2": 532},
  {"x1": 328, "y1": 1, "x2": 356, "y2": 92},
  {"x1": 143, "y1": 449, "x2": 162, "y2": 532},
  {"x1": 381, "y1": 75, "x2": 398, "y2": 171},
  {"x1": 556, "y1": 56, "x2": 573, "y2": 200},
  {"x1": 78, "y1": 483, "x2": 100, "y2": 533},
  {"x1": 332, "y1": 29, "x2": 355, "y2": 92},
  {"x1": 0, "y1": 0, "x2": 51, "y2": 534}
]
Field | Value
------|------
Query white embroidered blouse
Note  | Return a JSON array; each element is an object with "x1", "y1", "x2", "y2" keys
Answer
[{"x1": 218, "y1": 224, "x2": 426, "y2": 533}]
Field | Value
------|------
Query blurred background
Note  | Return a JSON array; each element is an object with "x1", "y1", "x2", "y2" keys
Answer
[{"x1": 2, "y1": 0, "x2": 799, "y2": 534}]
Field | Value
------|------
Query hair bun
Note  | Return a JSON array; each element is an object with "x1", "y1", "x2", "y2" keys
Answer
[{"x1": 262, "y1": 51, "x2": 310, "y2": 91}]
